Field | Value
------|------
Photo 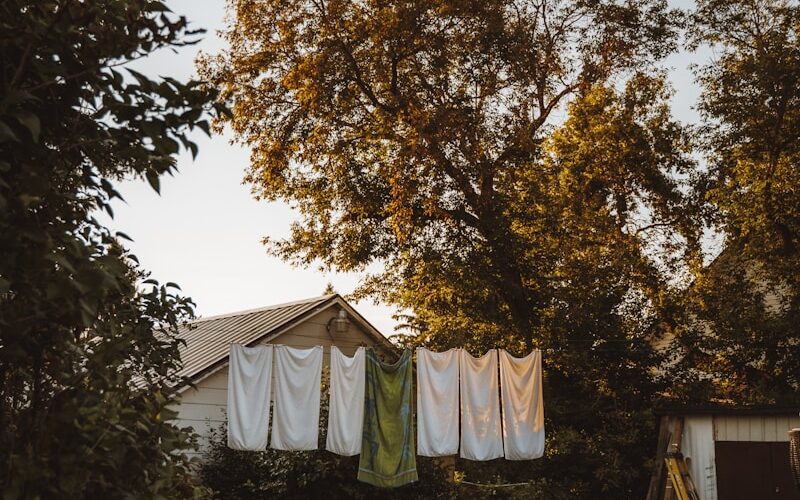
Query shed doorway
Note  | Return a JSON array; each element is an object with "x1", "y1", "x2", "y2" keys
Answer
[{"x1": 714, "y1": 441, "x2": 799, "y2": 500}]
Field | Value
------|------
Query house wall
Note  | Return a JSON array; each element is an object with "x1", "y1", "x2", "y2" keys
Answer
[
  {"x1": 171, "y1": 305, "x2": 383, "y2": 458},
  {"x1": 681, "y1": 416, "x2": 717, "y2": 500},
  {"x1": 714, "y1": 414, "x2": 800, "y2": 442}
]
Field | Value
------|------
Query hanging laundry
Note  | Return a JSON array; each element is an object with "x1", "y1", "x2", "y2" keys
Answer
[
  {"x1": 459, "y1": 349, "x2": 503, "y2": 461},
  {"x1": 227, "y1": 344, "x2": 273, "y2": 451},
  {"x1": 358, "y1": 348, "x2": 418, "y2": 488},
  {"x1": 416, "y1": 347, "x2": 460, "y2": 457},
  {"x1": 326, "y1": 346, "x2": 366, "y2": 456},
  {"x1": 500, "y1": 349, "x2": 545, "y2": 460},
  {"x1": 270, "y1": 345, "x2": 323, "y2": 451}
]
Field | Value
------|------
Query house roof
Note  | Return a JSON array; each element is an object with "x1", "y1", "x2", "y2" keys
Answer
[{"x1": 174, "y1": 294, "x2": 395, "y2": 385}]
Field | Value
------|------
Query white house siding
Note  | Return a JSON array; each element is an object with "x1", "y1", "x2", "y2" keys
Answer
[
  {"x1": 171, "y1": 305, "x2": 384, "y2": 458},
  {"x1": 681, "y1": 416, "x2": 717, "y2": 500},
  {"x1": 713, "y1": 414, "x2": 800, "y2": 442}
]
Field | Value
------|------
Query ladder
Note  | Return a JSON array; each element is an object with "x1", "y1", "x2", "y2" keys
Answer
[{"x1": 664, "y1": 451, "x2": 701, "y2": 500}]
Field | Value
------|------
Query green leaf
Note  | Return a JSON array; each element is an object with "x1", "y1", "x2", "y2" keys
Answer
[
  {"x1": 0, "y1": 121, "x2": 19, "y2": 143},
  {"x1": 146, "y1": 1, "x2": 172, "y2": 12},
  {"x1": 13, "y1": 111, "x2": 41, "y2": 142},
  {"x1": 154, "y1": 136, "x2": 179, "y2": 154},
  {"x1": 145, "y1": 170, "x2": 161, "y2": 194},
  {"x1": 18, "y1": 194, "x2": 40, "y2": 207},
  {"x1": 141, "y1": 120, "x2": 162, "y2": 138},
  {"x1": 127, "y1": 69, "x2": 153, "y2": 90},
  {"x1": 115, "y1": 232, "x2": 134, "y2": 242},
  {"x1": 47, "y1": 253, "x2": 77, "y2": 274},
  {"x1": 195, "y1": 120, "x2": 210, "y2": 137}
]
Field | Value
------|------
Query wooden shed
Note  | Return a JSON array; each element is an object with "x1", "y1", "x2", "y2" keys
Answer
[
  {"x1": 168, "y1": 294, "x2": 396, "y2": 458},
  {"x1": 647, "y1": 405, "x2": 800, "y2": 500}
]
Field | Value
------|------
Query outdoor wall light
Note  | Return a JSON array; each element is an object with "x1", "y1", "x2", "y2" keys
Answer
[{"x1": 327, "y1": 309, "x2": 351, "y2": 335}]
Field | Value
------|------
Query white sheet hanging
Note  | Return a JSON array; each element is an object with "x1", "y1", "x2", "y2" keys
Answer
[
  {"x1": 416, "y1": 348, "x2": 460, "y2": 457},
  {"x1": 499, "y1": 349, "x2": 545, "y2": 460},
  {"x1": 326, "y1": 346, "x2": 365, "y2": 456},
  {"x1": 270, "y1": 345, "x2": 323, "y2": 451},
  {"x1": 227, "y1": 344, "x2": 273, "y2": 451},
  {"x1": 459, "y1": 349, "x2": 503, "y2": 461}
]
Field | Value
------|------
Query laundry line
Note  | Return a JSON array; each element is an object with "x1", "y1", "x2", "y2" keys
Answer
[
  {"x1": 227, "y1": 345, "x2": 547, "y2": 488},
  {"x1": 459, "y1": 480, "x2": 532, "y2": 488},
  {"x1": 177, "y1": 339, "x2": 653, "y2": 353},
  {"x1": 178, "y1": 329, "x2": 649, "y2": 344},
  {"x1": 174, "y1": 332, "x2": 654, "y2": 353},
  {"x1": 176, "y1": 342, "x2": 653, "y2": 354}
]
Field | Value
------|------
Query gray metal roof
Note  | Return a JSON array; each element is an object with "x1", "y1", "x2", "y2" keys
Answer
[
  {"x1": 175, "y1": 294, "x2": 337, "y2": 381},
  {"x1": 173, "y1": 294, "x2": 397, "y2": 385}
]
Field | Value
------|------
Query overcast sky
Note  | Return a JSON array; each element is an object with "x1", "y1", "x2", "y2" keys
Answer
[{"x1": 101, "y1": 0, "x2": 706, "y2": 336}]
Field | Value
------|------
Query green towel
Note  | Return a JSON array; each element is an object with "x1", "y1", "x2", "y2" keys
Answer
[{"x1": 357, "y1": 348, "x2": 418, "y2": 488}]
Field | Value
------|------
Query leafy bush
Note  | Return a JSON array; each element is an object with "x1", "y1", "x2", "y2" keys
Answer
[{"x1": 0, "y1": 1, "x2": 223, "y2": 497}]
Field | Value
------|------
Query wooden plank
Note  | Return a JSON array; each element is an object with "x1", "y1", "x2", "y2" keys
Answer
[
  {"x1": 664, "y1": 417, "x2": 685, "y2": 500},
  {"x1": 179, "y1": 386, "x2": 228, "y2": 406},
  {"x1": 714, "y1": 416, "x2": 726, "y2": 441},
  {"x1": 174, "y1": 402, "x2": 227, "y2": 422},
  {"x1": 764, "y1": 415, "x2": 778, "y2": 442},
  {"x1": 724, "y1": 416, "x2": 735, "y2": 441},
  {"x1": 646, "y1": 415, "x2": 673, "y2": 500},
  {"x1": 195, "y1": 369, "x2": 229, "y2": 390},
  {"x1": 173, "y1": 418, "x2": 225, "y2": 438},
  {"x1": 714, "y1": 415, "x2": 800, "y2": 443},
  {"x1": 750, "y1": 416, "x2": 762, "y2": 442}
]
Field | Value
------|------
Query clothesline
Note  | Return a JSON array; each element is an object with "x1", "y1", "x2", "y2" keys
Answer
[
  {"x1": 228, "y1": 345, "x2": 545, "y2": 489},
  {"x1": 175, "y1": 331, "x2": 653, "y2": 352},
  {"x1": 177, "y1": 340, "x2": 652, "y2": 353},
  {"x1": 176, "y1": 335, "x2": 799, "y2": 352},
  {"x1": 179, "y1": 329, "x2": 648, "y2": 343},
  {"x1": 459, "y1": 480, "x2": 532, "y2": 488}
]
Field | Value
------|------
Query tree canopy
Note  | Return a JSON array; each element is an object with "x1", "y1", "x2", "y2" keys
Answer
[
  {"x1": 201, "y1": 0, "x2": 691, "y2": 347},
  {"x1": 673, "y1": 0, "x2": 800, "y2": 403},
  {"x1": 202, "y1": 0, "x2": 704, "y2": 496},
  {"x1": 0, "y1": 0, "x2": 223, "y2": 496}
]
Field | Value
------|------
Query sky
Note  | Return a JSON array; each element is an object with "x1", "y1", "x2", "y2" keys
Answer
[{"x1": 101, "y1": 0, "x2": 708, "y2": 336}]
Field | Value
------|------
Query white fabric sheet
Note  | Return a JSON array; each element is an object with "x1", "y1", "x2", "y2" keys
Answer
[
  {"x1": 499, "y1": 349, "x2": 545, "y2": 460},
  {"x1": 681, "y1": 416, "x2": 717, "y2": 500},
  {"x1": 459, "y1": 349, "x2": 503, "y2": 461},
  {"x1": 270, "y1": 345, "x2": 323, "y2": 450},
  {"x1": 227, "y1": 344, "x2": 273, "y2": 451},
  {"x1": 416, "y1": 348, "x2": 460, "y2": 457},
  {"x1": 326, "y1": 346, "x2": 366, "y2": 456}
]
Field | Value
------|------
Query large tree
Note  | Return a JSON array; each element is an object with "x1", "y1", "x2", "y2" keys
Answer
[
  {"x1": 680, "y1": 0, "x2": 800, "y2": 403},
  {"x1": 0, "y1": 1, "x2": 223, "y2": 496},
  {"x1": 203, "y1": 0, "x2": 698, "y2": 496}
]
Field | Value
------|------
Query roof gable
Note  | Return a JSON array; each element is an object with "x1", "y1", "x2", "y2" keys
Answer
[{"x1": 174, "y1": 294, "x2": 394, "y2": 383}]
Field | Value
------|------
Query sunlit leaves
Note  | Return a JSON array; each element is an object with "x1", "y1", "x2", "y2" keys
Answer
[
  {"x1": 681, "y1": 0, "x2": 800, "y2": 403},
  {"x1": 204, "y1": 0, "x2": 693, "y2": 495}
]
